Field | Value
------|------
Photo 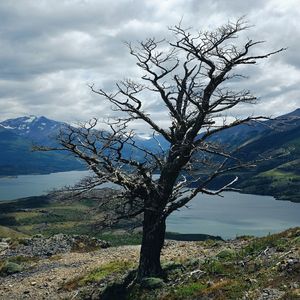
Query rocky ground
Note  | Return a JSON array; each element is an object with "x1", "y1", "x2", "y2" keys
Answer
[
  {"x1": 0, "y1": 229, "x2": 299, "y2": 300},
  {"x1": 1, "y1": 244, "x2": 139, "y2": 299},
  {"x1": 0, "y1": 235, "x2": 203, "y2": 299}
]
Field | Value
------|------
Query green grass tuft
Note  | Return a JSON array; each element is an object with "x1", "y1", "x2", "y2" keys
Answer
[
  {"x1": 171, "y1": 282, "x2": 207, "y2": 298},
  {"x1": 63, "y1": 260, "x2": 135, "y2": 291}
]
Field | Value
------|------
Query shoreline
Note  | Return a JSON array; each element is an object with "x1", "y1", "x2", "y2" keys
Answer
[
  {"x1": 0, "y1": 168, "x2": 87, "y2": 178},
  {"x1": 0, "y1": 169, "x2": 298, "y2": 202},
  {"x1": 0, "y1": 187, "x2": 296, "y2": 204}
]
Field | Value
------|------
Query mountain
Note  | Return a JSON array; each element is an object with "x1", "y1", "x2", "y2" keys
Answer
[
  {"x1": 234, "y1": 110, "x2": 300, "y2": 202},
  {"x1": 0, "y1": 115, "x2": 64, "y2": 145},
  {"x1": 0, "y1": 110, "x2": 299, "y2": 200},
  {"x1": 0, "y1": 116, "x2": 84, "y2": 175},
  {"x1": 208, "y1": 109, "x2": 300, "y2": 201},
  {"x1": 208, "y1": 108, "x2": 300, "y2": 149},
  {"x1": 0, "y1": 115, "x2": 170, "y2": 176}
]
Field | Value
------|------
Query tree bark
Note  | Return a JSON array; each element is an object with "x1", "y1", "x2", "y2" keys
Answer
[{"x1": 137, "y1": 208, "x2": 166, "y2": 280}]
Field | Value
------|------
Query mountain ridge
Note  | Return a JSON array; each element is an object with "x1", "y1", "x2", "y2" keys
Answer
[
  {"x1": 0, "y1": 116, "x2": 84, "y2": 175},
  {"x1": 0, "y1": 109, "x2": 299, "y2": 201}
]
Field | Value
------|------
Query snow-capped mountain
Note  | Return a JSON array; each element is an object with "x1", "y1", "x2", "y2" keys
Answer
[
  {"x1": 0, "y1": 115, "x2": 66, "y2": 145},
  {"x1": 0, "y1": 116, "x2": 83, "y2": 175},
  {"x1": 1, "y1": 109, "x2": 299, "y2": 177}
]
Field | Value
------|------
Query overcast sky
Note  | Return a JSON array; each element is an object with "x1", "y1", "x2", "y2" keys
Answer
[{"x1": 0, "y1": 0, "x2": 299, "y2": 132}]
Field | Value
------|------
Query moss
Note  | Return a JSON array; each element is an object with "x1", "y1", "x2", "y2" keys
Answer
[
  {"x1": 292, "y1": 236, "x2": 300, "y2": 246},
  {"x1": 72, "y1": 228, "x2": 299, "y2": 299},
  {"x1": 185, "y1": 258, "x2": 199, "y2": 267},
  {"x1": 0, "y1": 261, "x2": 23, "y2": 276},
  {"x1": 203, "y1": 258, "x2": 226, "y2": 275},
  {"x1": 0, "y1": 255, "x2": 40, "y2": 277},
  {"x1": 109, "y1": 228, "x2": 299, "y2": 299},
  {"x1": 48, "y1": 254, "x2": 62, "y2": 261},
  {"x1": 239, "y1": 232, "x2": 292, "y2": 257},
  {"x1": 200, "y1": 279, "x2": 248, "y2": 300},
  {"x1": 63, "y1": 260, "x2": 135, "y2": 291},
  {"x1": 169, "y1": 282, "x2": 207, "y2": 299},
  {"x1": 217, "y1": 249, "x2": 236, "y2": 261},
  {"x1": 199, "y1": 239, "x2": 224, "y2": 248},
  {"x1": 8, "y1": 255, "x2": 39, "y2": 264},
  {"x1": 83, "y1": 260, "x2": 135, "y2": 284}
]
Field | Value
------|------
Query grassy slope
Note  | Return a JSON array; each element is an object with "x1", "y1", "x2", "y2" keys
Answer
[
  {"x1": 235, "y1": 127, "x2": 300, "y2": 202},
  {"x1": 132, "y1": 228, "x2": 300, "y2": 300},
  {"x1": 0, "y1": 225, "x2": 28, "y2": 239},
  {"x1": 239, "y1": 159, "x2": 300, "y2": 202},
  {"x1": 0, "y1": 195, "x2": 142, "y2": 246}
]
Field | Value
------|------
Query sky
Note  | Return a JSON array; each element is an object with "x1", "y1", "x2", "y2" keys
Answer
[{"x1": 0, "y1": 0, "x2": 299, "y2": 133}]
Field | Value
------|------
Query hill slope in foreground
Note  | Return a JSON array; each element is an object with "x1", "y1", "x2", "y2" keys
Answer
[
  {"x1": 0, "y1": 192, "x2": 299, "y2": 299},
  {"x1": 0, "y1": 228, "x2": 299, "y2": 300}
]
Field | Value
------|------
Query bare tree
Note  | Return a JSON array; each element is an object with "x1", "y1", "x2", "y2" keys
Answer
[{"x1": 41, "y1": 19, "x2": 285, "y2": 280}]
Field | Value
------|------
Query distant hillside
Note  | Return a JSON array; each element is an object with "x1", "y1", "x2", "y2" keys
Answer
[
  {"x1": 209, "y1": 109, "x2": 300, "y2": 201},
  {"x1": 0, "y1": 116, "x2": 84, "y2": 175},
  {"x1": 236, "y1": 116, "x2": 300, "y2": 201},
  {"x1": 209, "y1": 108, "x2": 300, "y2": 149}
]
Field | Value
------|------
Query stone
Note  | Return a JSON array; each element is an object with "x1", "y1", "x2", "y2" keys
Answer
[
  {"x1": 0, "y1": 242, "x2": 9, "y2": 251},
  {"x1": 291, "y1": 282, "x2": 299, "y2": 289},
  {"x1": 2, "y1": 238, "x2": 11, "y2": 243},
  {"x1": 4, "y1": 234, "x2": 110, "y2": 258},
  {"x1": 190, "y1": 269, "x2": 206, "y2": 279},
  {"x1": 206, "y1": 280, "x2": 214, "y2": 287},
  {"x1": 140, "y1": 277, "x2": 165, "y2": 290},
  {"x1": 258, "y1": 288, "x2": 284, "y2": 300},
  {"x1": 246, "y1": 278, "x2": 258, "y2": 285}
]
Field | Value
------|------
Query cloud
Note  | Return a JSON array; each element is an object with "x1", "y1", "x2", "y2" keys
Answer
[{"x1": 0, "y1": 0, "x2": 299, "y2": 133}]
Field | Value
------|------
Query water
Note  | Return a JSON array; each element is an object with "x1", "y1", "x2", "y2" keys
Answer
[
  {"x1": 167, "y1": 192, "x2": 300, "y2": 239},
  {"x1": 0, "y1": 171, "x2": 299, "y2": 239},
  {"x1": 0, "y1": 170, "x2": 91, "y2": 200}
]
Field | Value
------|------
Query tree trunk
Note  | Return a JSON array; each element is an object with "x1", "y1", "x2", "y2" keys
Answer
[{"x1": 137, "y1": 208, "x2": 166, "y2": 280}]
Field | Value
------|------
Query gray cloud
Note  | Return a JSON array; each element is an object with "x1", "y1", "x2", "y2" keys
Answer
[{"x1": 0, "y1": 0, "x2": 299, "y2": 133}]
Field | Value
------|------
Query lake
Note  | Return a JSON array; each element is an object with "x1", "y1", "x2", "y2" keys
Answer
[
  {"x1": 0, "y1": 170, "x2": 299, "y2": 239},
  {"x1": 0, "y1": 170, "x2": 91, "y2": 201},
  {"x1": 167, "y1": 192, "x2": 300, "y2": 239}
]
